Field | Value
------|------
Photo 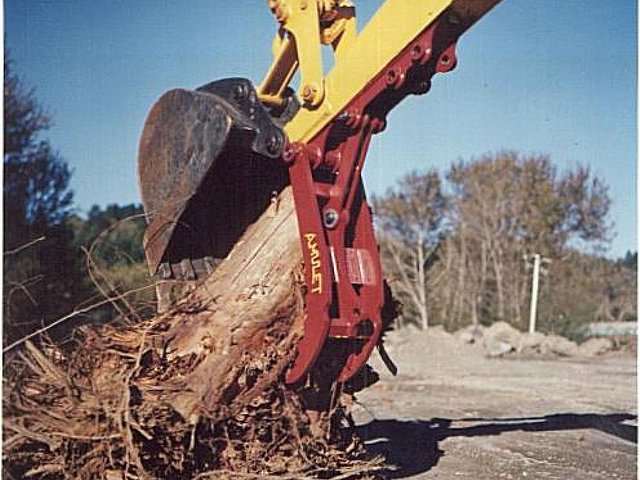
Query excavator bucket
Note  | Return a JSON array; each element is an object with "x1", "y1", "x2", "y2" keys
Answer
[{"x1": 138, "y1": 78, "x2": 290, "y2": 281}]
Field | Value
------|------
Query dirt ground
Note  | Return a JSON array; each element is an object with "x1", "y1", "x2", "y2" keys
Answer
[{"x1": 353, "y1": 327, "x2": 637, "y2": 480}]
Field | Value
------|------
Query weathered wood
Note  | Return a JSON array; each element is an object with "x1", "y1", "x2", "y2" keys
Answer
[{"x1": 150, "y1": 186, "x2": 305, "y2": 421}]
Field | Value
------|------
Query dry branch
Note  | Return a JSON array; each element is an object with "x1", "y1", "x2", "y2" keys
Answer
[{"x1": 3, "y1": 236, "x2": 46, "y2": 257}]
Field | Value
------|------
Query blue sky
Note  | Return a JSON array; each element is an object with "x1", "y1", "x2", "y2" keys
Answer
[{"x1": 5, "y1": 0, "x2": 637, "y2": 257}]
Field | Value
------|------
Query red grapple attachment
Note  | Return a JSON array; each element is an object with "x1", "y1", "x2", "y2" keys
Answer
[
  {"x1": 138, "y1": 79, "x2": 290, "y2": 281},
  {"x1": 284, "y1": 8, "x2": 467, "y2": 385}
]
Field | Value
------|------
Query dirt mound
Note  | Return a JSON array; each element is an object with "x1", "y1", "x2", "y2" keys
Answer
[
  {"x1": 451, "y1": 323, "x2": 617, "y2": 359},
  {"x1": 578, "y1": 337, "x2": 615, "y2": 356},
  {"x1": 381, "y1": 324, "x2": 619, "y2": 364}
]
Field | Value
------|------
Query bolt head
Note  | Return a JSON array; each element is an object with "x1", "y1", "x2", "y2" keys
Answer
[
  {"x1": 232, "y1": 83, "x2": 247, "y2": 101},
  {"x1": 385, "y1": 68, "x2": 404, "y2": 89},
  {"x1": 282, "y1": 144, "x2": 300, "y2": 164},
  {"x1": 301, "y1": 83, "x2": 320, "y2": 104},
  {"x1": 323, "y1": 209, "x2": 340, "y2": 229},
  {"x1": 266, "y1": 134, "x2": 282, "y2": 155}
]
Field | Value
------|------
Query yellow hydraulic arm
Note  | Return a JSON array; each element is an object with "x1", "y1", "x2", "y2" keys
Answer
[{"x1": 258, "y1": 0, "x2": 500, "y2": 143}]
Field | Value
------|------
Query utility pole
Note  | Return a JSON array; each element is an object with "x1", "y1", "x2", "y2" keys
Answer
[
  {"x1": 529, "y1": 254, "x2": 541, "y2": 334},
  {"x1": 524, "y1": 253, "x2": 551, "y2": 334}
]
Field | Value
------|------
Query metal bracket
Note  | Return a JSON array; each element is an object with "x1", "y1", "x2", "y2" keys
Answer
[
  {"x1": 198, "y1": 78, "x2": 286, "y2": 159},
  {"x1": 259, "y1": 0, "x2": 357, "y2": 108}
]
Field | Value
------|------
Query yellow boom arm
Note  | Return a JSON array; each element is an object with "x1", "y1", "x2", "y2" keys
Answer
[{"x1": 258, "y1": 0, "x2": 499, "y2": 143}]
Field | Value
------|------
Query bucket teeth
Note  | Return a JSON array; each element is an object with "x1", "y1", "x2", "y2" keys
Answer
[{"x1": 157, "y1": 257, "x2": 225, "y2": 282}]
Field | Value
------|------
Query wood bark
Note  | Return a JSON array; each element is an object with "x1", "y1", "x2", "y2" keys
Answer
[{"x1": 155, "y1": 186, "x2": 305, "y2": 421}]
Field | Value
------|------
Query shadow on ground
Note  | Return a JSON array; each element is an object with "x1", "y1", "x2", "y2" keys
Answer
[{"x1": 355, "y1": 412, "x2": 637, "y2": 478}]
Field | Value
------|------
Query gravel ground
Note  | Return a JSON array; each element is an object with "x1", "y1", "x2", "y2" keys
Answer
[{"x1": 353, "y1": 327, "x2": 637, "y2": 479}]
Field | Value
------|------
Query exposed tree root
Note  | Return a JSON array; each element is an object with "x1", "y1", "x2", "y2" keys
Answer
[
  {"x1": 4, "y1": 188, "x2": 394, "y2": 479},
  {"x1": 4, "y1": 314, "x2": 384, "y2": 479}
]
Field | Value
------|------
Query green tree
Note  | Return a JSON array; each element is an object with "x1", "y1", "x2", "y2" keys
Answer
[
  {"x1": 68, "y1": 203, "x2": 154, "y2": 324},
  {"x1": 4, "y1": 54, "x2": 73, "y2": 243},
  {"x1": 621, "y1": 250, "x2": 637, "y2": 271},
  {"x1": 3, "y1": 53, "x2": 86, "y2": 344},
  {"x1": 72, "y1": 203, "x2": 146, "y2": 266}
]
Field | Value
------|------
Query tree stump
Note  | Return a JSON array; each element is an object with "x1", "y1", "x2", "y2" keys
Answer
[{"x1": 4, "y1": 187, "x2": 387, "y2": 478}]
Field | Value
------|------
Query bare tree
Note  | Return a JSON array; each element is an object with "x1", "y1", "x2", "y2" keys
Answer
[
  {"x1": 443, "y1": 152, "x2": 612, "y2": 328},
  {"x1": 376, "y1": 152, "x2": 614, "y2": 332},
  {"x1": 373, "y1": 170, "x2": 446, "y2": 328}
]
